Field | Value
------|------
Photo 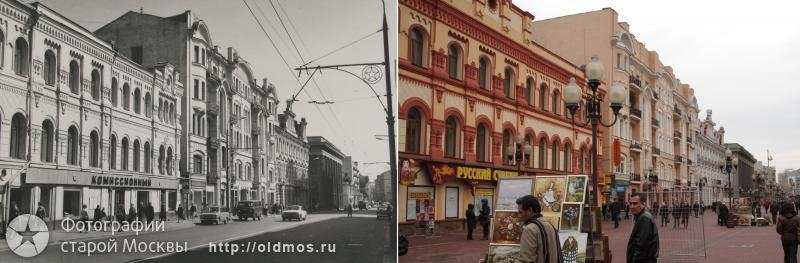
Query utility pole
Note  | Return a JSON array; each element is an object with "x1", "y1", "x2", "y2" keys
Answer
[{"x1": 382, "y1": 0, "x2": 398, "y2": 254}]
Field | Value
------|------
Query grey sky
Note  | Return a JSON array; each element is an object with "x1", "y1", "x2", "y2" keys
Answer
[
  {"x1": 34, "y1": 0, "x2": 397, "y2": 179},
  {"x1": 518, "y1": 1, "x2": 800, "y2": 177}
]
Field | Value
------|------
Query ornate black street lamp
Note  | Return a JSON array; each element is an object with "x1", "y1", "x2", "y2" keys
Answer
[
  {"x1": 505, "y1": 135, "x2": 532, "y2": 176},
  {"x1": 722, "y1": 149, "x2": 739, "y2": 206}
]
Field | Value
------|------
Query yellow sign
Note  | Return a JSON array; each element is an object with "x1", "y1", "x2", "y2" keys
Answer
[
  {"x1": 409, "y1": 192, "x2": 432, "y2": 199},
  {"x1": 455, "y1": 166, "x2": 519, "y2": 181},
  {"x1": 408, "y1": 186, "x2": 435, "y2": 200},
  {"x1": 475, "y1": 189, "x2": 494, "y2": 196}
]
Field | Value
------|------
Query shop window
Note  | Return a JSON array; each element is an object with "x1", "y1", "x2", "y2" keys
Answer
[
  {"x1": 405, "y1": 107, "x2": 423, "y2": 154},
  {"x1": 444, "y1": 116, "x2": 459, "y2": 158},
  {"x1": 69, "y1": 60, "x2": 80, "y2": 94},
  {"x1": 445, "y1": 187, "x2": 459, "y2": 218},
  {"x1": 406, "y1": 186, "x2": 435, "y2": 221},
  {"x1": 67, "y1": 126, "x2": 79, "y2": 165},
  {"x1": 44, "y1": 50, "x2": 57, "y2": 86},
  {"x1": 63, "y1": 190, "x2": 81, "y2": 218}
]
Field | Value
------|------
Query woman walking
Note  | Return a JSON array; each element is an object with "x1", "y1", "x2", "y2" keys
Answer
[{"x1": 776, "y1": 203, "x2": 800, "y2": 263}]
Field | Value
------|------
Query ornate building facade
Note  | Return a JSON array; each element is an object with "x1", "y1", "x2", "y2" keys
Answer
[
  {"x1": 0, "y1": 0, "x2": 182, "y2": 222},
  {"x1": 275, "y1": 105, "x2": 309, "y2": 208},
  {"x1": 398, "y1": 0, "x2": 595, "y2": 233},
  {"x1": 696, "y1": 109, "x2": 727, "y2": 203}
]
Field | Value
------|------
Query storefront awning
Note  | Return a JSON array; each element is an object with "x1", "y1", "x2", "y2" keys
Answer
[{"x1": 24, "y1": 168, "x2": 179, "y2": 190}]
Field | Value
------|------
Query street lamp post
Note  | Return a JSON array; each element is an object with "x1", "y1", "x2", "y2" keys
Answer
[
  {"x1": 505, "y1": 135, "x2": 532, "y2": 177},
  {"x1": 723, "y1": 149, "x2": 739, "y2": 207},
  {"x1": 564, "y1": 55, "x2": 626, "y2": 262}
]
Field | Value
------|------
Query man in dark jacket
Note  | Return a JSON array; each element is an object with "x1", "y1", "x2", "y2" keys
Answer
[
  {"x1": 718, "y1": 203, "x2": 729, "y2": 226},
  {"x1": 479, "y1": 199, "x2": 491, "y2": 240},
  {"x1": 672, "y1": 203, "x2": 681, "y2": 228},
  {"x1": 627, "y1": 193, "x2": 659, "y2": 263},
  {"x1": 465, "y1": 204, "x2": 477, "y2": 240},
  {"x1": 611, "y1": 200, "x2": 622, "y2": 228},
  {"x1": 772, "y1": 202, "x2": 781, "y2": 224},
  {"x1": 146, "y1": 202, "x2": 155, "y2": 223},
  {"x1": 659, "y1": 203, "x2": 670, "y2": 227}
]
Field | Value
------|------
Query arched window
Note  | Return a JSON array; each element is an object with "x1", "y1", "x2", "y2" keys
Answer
[
  {"x1": 578, "y1": 148, "x2": 585, "y2": 173},
  {"x1": 193, "y1": 154, "x2": 203, "y2": 173},
  {"x1": 477, "y1": 124, "x2": 489, "y2": 162},
  {"x1": 0, "y1": 31, "x2": 4, "y2": 68},
  {"x1": 121, "y1": 138, "x2": 129, "y2": 170},
  {"x1": 10, "y1": 113, "x2": 27, "y2": 159},
  {"x1": 91, "y1": 70, "x2": 101, "y2": 101},
  {"x1": 69, "y1": 61, "x2": 80, "y2": 94},
  {"x1": 525, "y1": 78, "x2": 534, "y2": 105},
  {"x1": 123, "y1": 83, "x2": 131, "y2": 110},
  {"x1": 40, "y1": 120, "x2": 54, "y2": 162},
  {"x1": 563, "y1": 143, "x2": 571, "y2": 172},
  {"x1": 405, "y1": 107, "x2": 423, "y2": 153},
  {"x1": 504, "y1": 67, "x2": 514, "y2": 98},
  {"x1": 110, "y1": 135, "x2": 117, "y2": 170},
  {"x1": 537, "y1": 138, "x2": 546, "y2": 169},
  {"x1": 238, "y1": 162, "x2": 243, "y2": 179},
  {"x1": 111, "y1": 78, "x2": 118, "y2": 107},
  {"x1": 67, "y1": 126, "x2": 79, "y2": 165},
  {"x1": 479, "y1": 57, "x2": 490, "y2": 90},
  {"x1": 539, "y1": 84, "x2": 548, "y2": 110},
  {"x1": 133, "y1": 140, "x2": 141, "y2": 172},
  {"x1": 444, "y1": 116, "x2": 459, "y2": 158},
  {"x1": 551, "y1": 141, "x2": 559, "y2": 170},
  {"x1": 167, "y1": 147, "x2": 173, "y2": 175},
  {"x1": 89, "y1": 131, "x2": 99, "y2": 167},
  {"x1": 158, "y1": 145, "x2": 165, "y2": 174},
  {"x1": 552, "y1": 90, "x2": 561, "y2": 114},
  {"x1": 14, "y1": 38, "x2": 29, "y2": 77},
  {"x1": 133, "y1": 89, "x2": 142, "y2": 114},
  {"x1": 448, "y1": 44, "x2": 461, "y2": 80},
  {"x1": 144, "y1": 142, "x2": 151, "y2": 173},
  {"x1": 502, "y1": 129, "x2": 513, "y2": 165},
  {"x1": 144, "y1": 93, "x2": 152, "y2": 117},
  {"x1": 616, "y1": 156, "x2": 627, "y2": 174},
  {"x1": 44, "y1": 50, "x2": 57, "y2": 86},
  {"x1": 410, "y1": 28, "x2": 426, "y2": 67}
]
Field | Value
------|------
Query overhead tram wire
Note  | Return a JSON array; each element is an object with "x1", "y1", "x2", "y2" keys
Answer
[
  {"x1": 252, "y1": 0, "x2": 301, "y2": 63},
  {"x1": 242, "y1": 0, "x2": 345, "y2": 141},
  {"x1": 275, "y1": 0, "x2": 312, "y2": 55}
]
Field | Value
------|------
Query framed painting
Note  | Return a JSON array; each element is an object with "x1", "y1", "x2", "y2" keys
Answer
[
  {"x1": 560, "y1": 203, "x2": 583, "y2": 232},
  {"x1": 565, "y1": 175, "x2": 588, "y2": 203},
  {"x1": 488, "y1": 245, "x2": 523, "y2": 263},
  {"x1": 558, "y1": 232, "x2": 588, "y2": 263},
  {"x1": 490, "y1": 211, "x2": 524, "y2": 244},
  {"x1": 496, "y1": 178, "x2": 534, "y2": 211},
  {"x1": 532, "y1": 176, "x2": 567, "y2": 217}
]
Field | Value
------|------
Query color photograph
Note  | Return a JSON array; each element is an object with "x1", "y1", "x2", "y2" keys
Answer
[
  {"x1": 496, "y1": 178, "x2": 534, "y2": 211},
  {"x1": 488, "y1": 245, "x2": 523, "y2": 263},
  {"x1": 559, "y1": 232, "x2": 588, "y2": 263},
  {"x1": 490, "y1": 211, "x2": 524, "y2": 244},
  {"x1": 532, "y1": 176, "x2": 567, "y2": 216},
  {"x1": 560, "y1": 203, "x2": 582, "y2": 232},
  {"x1": 565, "y1": 175, "x2": 587, "y2": 203}
]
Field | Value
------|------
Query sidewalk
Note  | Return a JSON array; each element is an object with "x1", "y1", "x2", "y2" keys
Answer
[{"x1": 401, "y1": 230, "x2": 489, "y2": 263}]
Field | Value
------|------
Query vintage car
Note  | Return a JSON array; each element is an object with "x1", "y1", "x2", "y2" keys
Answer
[
  {"x1": 236, "y1": 200, "x2": 263, "y2": 221},
  {"x1": 377, "y1": 205, "x2": 392, "y2": 220},
  {"x1": 199, "y1": 206, "x2": 231, "y2": 225},
  {"x1": 281, "y1": 205, "x2": 307, "y2": 221}
]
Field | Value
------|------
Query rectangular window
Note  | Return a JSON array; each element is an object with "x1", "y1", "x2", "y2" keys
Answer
[
  {"x1": 202, "y1": 49, "x2": 206, "y2": 65},
  {"x1": 201, "y1": 82, "x2": 206, "y2": 100},
  {"x1": 617, "y1": 53, "x2": 621, "y2": 69},
  {"x1": 194, "y1": 46, "x2": 199, "y2": 63},
  {"x1": 445, "y1": 187, "x2": 458, "y2": 218},
  {"x1": 131, "y1": 46, "x2": 143, "y2": 64},
  {"x1": 194, "y1": 79, "x2": 199, "y2": 99},
  {"x1": 406, "y1": 186, "x2": 435, "y2": 221}
]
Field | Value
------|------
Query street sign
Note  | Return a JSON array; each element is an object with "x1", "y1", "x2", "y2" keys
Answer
[{"x1": 616, "y1": 186, "x2": 626, "y2": 193}]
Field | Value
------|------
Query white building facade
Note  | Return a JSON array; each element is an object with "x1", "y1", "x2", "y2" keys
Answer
[{"x1": 695, "y1": 109, "x2": 727, "y2": 203}]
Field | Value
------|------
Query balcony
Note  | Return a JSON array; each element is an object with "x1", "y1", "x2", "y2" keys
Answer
[
  {"x1": 629, "y1": 75, "x2": 643, "y2": 92},
  {"x1": 674, "y1": 131, "x2": 682, "y2": 140},
  {"x1": 652, "y1": 118, "x2": 660, "y2": 128},
  {"x1": 631, "y1": 173, "x2": 642, "y2": 182},
  {"x1": 673, "y1": 105, "x2": 683, "y2": 116},
  {"x1": 631, "y1": 141, "x2": 643, "y2": 152},
  {"x1": 630, "y1": 108, "x2": 642, "y2": 119},
  {"x1": 207, "y1": 104, "x2": 219, "y2": 116},
  {"x1": 688, "y1": 159, "x2": 694, "y2": 166},
  {"x1": 675, "y1": 155, "x2": 684, "y2": 163},
  {"x1": 207, "y1": 137, "x2": 221, "y2": 149},
  {"x1": 653, "y1": 147, "x2": 661, "y2": 155}
]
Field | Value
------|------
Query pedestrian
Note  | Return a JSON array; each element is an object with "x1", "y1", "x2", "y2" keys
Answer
[
  {"x1": 659, "y1": 202, "x2": 669, "y2": 227},
  {"x1": 80, "y1": 205, "x2": 90, "y2": 233},
  {"x1": 479, "y1": 199, "x2": 491, "y2": 240},
  {"x1": 116, "y1": 205, "x2": 126, "y2": 223},
  {"x1": 681, "y1": 202, "x2": 690, "y2": 228},
  {"x1": 159, "y1": 205, "x2": 167, "y2": 222},
  {"x1": 652, "y1": 202, "x2": 660, "y2": 218},
  {"x1": 602, "y1": 203, "x2": 609, "y2": 221},
  {"x1": 772, "y1": 203, "x2": 781, "y2": 225},
  {"x1": 517, "y1": 195, "x2": 562, "y2": 263},
  {"x1": 776, "y1": 203, "x2": 800, "y2": 263},
  {"x1": 626, "y1": 193, "x2": 659, "y2": 263},
  {"x1": 693, "y1": 202, "x2": 700, "y2": 217},
  {"x1": 9, "y1": 201, "x2": 19, "y2": 221},
  {"x1": 466, "y1": 204, "x2": 477, "y2": 240},
  {"x1": 146, "y1": 202, "x2": 155, "y2": 223},
  {"x1": 625, "y1": 202, "x2": 631, "y2": 220},
  {"x1": 128, "y1": 204, "x2": 137, "y2": 223},
  {"x1": 100, "y1": 207, "x2": 107, "y2": 222},
  {"x1": 672, "y1": 203, "x2": 680, "y2": 228},
  {"x1": 138, "y1": 202, "x2": 145, "y2": 221},
  {"x1": 35, "y1": 202, "x2": 47, "y2": 221},
  {"x1": 719, "y1": 203, "x2": 729, "y2": 226},
  {"x1": 190, "y1": 204, "x2": 197, "y2": 220},
  {"x1": 94, "y1": 205, "x2": 103, "y2": 221},
  {"x1": 177, "y1": 204, "x2": 185, "y2": 223},
  {"x1": 611, "y1": 200, "x2": 621, "y2": 229},
  {"x1": 347, "y1": 203, "x2": 353, "y2": 217}
]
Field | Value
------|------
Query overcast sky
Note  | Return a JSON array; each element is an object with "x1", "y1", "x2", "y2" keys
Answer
[
  {"x1": 34, "y1": 0, "x2": 397, "y2": 180},
  {"x1": 517, "y1": 1, "x2": 800, "y2": 178}
]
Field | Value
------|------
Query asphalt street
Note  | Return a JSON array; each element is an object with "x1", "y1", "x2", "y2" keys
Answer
[
  {"x1": 149, "y1": 213, "x2": 393, "y2": 263},
  {"x1": 0, "y1": 211, "x2": 388, "y2": 263}
]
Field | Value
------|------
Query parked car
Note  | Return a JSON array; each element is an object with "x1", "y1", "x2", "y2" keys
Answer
[
  {"x1": 282, "y1": 205, "x2": 307, "y2": 221},
  {"x1": 236, "y1": 200, "x2": 263, "y2": 221},
  {"x1": 199, "y1": 206, "x2": 231, "y2": 225},
  {"x1": 377, "y1": 204, "x2": 392, "y2": 220}
]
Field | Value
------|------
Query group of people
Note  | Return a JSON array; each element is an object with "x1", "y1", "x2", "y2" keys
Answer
[
  {"x1": 653, "y1": 202, "x2": 699, "y2": 228},
  {"x1": 464, "y1": 199, "x2": 492, "y2": 240},
  {"x1": 109, "y1": 202, "x2": 163, "y2": 224}
]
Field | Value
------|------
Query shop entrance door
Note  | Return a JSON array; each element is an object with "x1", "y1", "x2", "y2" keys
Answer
[
  {"x1": 137, "y1": 191, "x2": 149, "y2": 207},
  {"x1": 9, "y1": 187, "x2": 31, "y2": 217},
  {"x1": 115, "y1": 190, "x2": 125, "y2": 209},
  {"x1": 63, "y1": 190, "x2": 81, "y2": 218}
]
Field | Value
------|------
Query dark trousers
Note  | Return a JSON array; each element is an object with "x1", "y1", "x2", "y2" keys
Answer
[
  {"x1": 782, "y1": 239, "x2": 798, "y2": 263},
  {"x1": 482, "y1": 223, "x2": 490, "y2": 239},
  {"x1": 661, "y1": 216, "x2": 668, "y2": 227},
  {"x1": 613, "y1": 214, "x2": 620, "y2": 228},
  {"x1": 467, "y1": 226, "x2": 475, "y2": 240},
  {"x1": 673, "y1": 217, "x2": 679, "y2": 228}
]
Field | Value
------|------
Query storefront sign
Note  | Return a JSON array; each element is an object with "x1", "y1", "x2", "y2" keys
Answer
[
  {"x1": 474, "y1": 188, "x2": 494, "y2": 197},
  {"x1": 24, "y1": 168, "x2": 178, "y2": 189},
  {"x1": 91, "y1": 175, "x2": 152, "y2": 187},
  {"x1": 426, "y1": 162, "x2": 518, "y2": 185},
  {"x1": 400, "y1": 158, "x2": 424, "y2": 186},
  {"x1": 408, "y1": 186, "x2": 435, "y2": 200}
]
